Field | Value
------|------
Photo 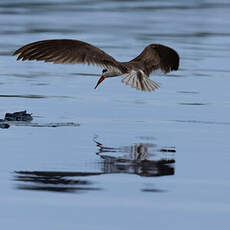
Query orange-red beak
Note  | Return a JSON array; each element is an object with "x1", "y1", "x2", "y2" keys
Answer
[{"x1": 94, "y1": 75, "x2": 105, "y2": 89}]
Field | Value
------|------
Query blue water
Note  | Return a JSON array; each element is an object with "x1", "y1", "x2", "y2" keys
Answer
[{"x1": 1, "y1": 0, "x2": 230, "y2": 229}]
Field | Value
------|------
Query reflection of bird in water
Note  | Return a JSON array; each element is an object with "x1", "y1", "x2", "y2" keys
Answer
[
  {"x1": 94, "y1": 138, "x2": 175, "y2": 177},
  {"x1": 14, "y1": 171, "x2": 102, "y2": 193},
  {"x1": 13, "y1": 39, "x2": 179, "y2": 91},
  {"x1": 95, "y1": 140, "x2": 155, "y2": 161},
  {"x1": 12, "y1": 140, "x2": 175, "y2": 194}
]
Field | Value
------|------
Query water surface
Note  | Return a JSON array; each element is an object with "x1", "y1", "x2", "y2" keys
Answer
[{"x1": 1, "y1": 0, "x2": 230, "y2": 229}]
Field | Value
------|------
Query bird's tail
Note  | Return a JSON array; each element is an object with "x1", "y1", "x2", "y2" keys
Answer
[{"x1": 121, "y1": 70, "x2": 159, "y2": 92}]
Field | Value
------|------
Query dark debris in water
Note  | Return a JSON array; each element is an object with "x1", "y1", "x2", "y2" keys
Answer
[
  {"x1": 0, "y1": 110, "x2": 79, "y2": 129},
  {"x1": 0, "y1": 110, "x2": 32, "y2": 129},
  {"x1": 13, "y1": 122, "x2": 79, "y2": 128},
  {"x1": 0, "y1": 123, "x2": 10, "y2": 129},
  {"x1": 4, "y1": 110, "x2": 33, "y2": 121}
]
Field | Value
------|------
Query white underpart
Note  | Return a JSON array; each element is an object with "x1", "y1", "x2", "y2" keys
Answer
[{"x1": 121, "y1": 70, "x2": 160, "y2": 92}]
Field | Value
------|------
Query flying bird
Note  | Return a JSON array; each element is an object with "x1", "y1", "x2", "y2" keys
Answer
[{"x1": 13, "y1": 39, "x2": 179, "y2": 92}]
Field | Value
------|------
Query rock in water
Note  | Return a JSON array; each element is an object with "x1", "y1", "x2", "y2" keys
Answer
[
  {"x1": 0, "y1": 123, "x2": 10, "y2": 129},
  {"x1": 4, "y1": 110, "x2": 33, "y2": 121}
]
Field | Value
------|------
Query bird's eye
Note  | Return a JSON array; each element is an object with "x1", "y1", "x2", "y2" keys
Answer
[{"x1": 102, "y1": 69, "x2": 107, "y2": 73}]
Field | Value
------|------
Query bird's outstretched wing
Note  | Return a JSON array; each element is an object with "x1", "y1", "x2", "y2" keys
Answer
[
  {"x1": 129, "y1": 44, "x2": 179, "y2": 75},
  {"x1": 13, "y1": 39, "x2": 122, "y2": 70}
]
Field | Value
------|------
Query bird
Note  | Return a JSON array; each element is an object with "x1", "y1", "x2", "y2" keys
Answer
[{"x1": 13, "y1": 39, "x2": 179, "y2": 92}]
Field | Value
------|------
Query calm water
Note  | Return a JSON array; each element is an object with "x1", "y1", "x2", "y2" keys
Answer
[{"x1": 1, "y1": 0, "x2": 230, "y2": 229}]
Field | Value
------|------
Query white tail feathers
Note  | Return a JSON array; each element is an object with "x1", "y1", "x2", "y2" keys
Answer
[{"x1": 121, "y1": 70, "x2": 159, "y2": 92}]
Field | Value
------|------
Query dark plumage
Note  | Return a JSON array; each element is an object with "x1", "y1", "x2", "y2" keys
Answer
[
  {"x1": 13, "y1": 39, "x2": 179, "y2": 92},
  {"x1": 13, "y1": 39, "x2": 124, "y2": 70}
]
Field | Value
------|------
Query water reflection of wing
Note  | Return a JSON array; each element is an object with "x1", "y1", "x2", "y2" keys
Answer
[
  {"x1": 13, "y1": 140, "x2": 175, "y2": 193},
  {"x1": 14, "y1": 171, "x2": 102, "y2": 193},
  {"x1": 94, "y1": 139, "x2": 175, "y2": 177}
]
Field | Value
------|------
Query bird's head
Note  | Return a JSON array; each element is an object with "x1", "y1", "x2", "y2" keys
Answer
[{"x1": 94, "y1": 69, "x2": 108, "y2": 89}]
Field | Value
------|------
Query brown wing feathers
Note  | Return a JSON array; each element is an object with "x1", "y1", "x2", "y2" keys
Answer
[
  {"x1": 13, "y1": 39, "x2": 121, "y2": 69},
  {"x1": 130, "y1": 44, "x2": 179, "y2": 75},
  {"x1": 154, "y1": 44, "x2": 179, "y2": 73}
]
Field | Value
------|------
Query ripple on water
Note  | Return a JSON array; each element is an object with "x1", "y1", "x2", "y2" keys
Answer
[
  {"x1": 178, "y1": 102, "x2": 208, "y2": 106},
  {"x1": 13, "y1": 137, "x2": 176, "y2": 193},
  {"x1": 172, "y1": 120, "x2": 230, "y2": 126},
  {"x1": 0, "y1": 94, "x2": 72, "y2": 99}
]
